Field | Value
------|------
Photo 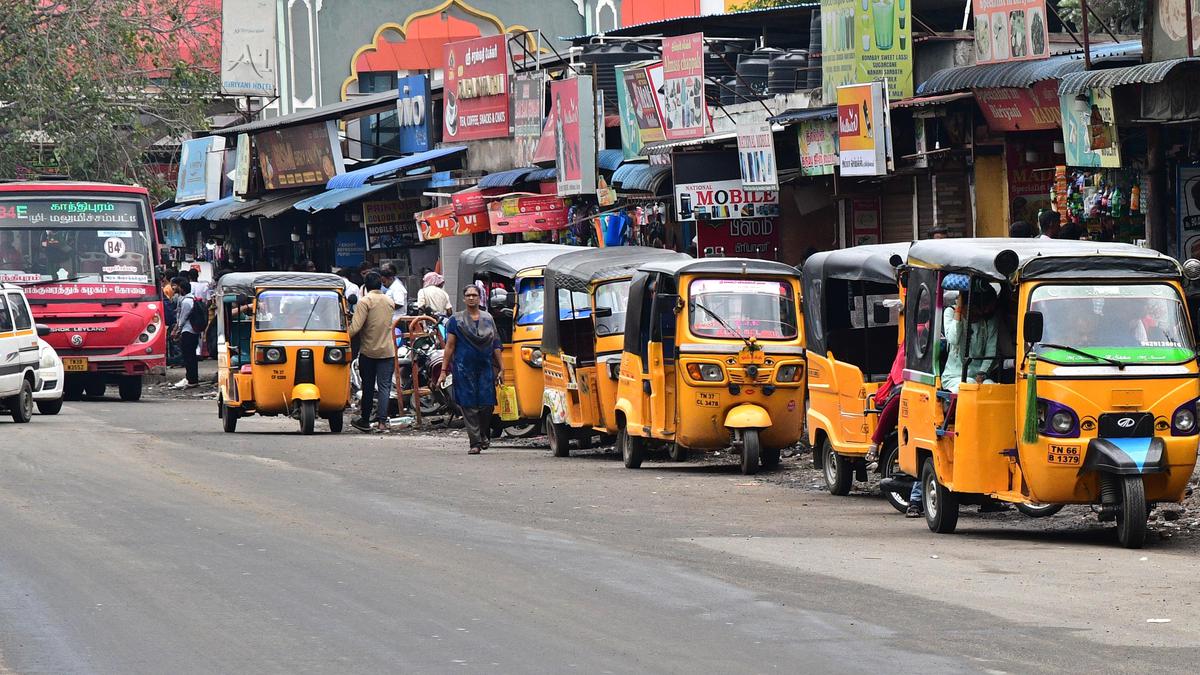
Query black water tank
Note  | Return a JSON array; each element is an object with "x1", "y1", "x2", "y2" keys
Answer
[
  {"x1": 808, "y1": 10, "x2": 823, "y2": 90},
  {"x1": 736, "y1": 49, "x2": 778, "y2": 101},
  {"x1": 768, "y1": 49, "x2": 809, "y2": 94},
  {"x1": 719, "y1": 76, "x2": 739, "y2": 106}
]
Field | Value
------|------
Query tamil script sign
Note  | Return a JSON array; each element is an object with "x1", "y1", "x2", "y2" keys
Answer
[
  {"x1": 974, "y1": 81, "x2": 1060, "y2": 131},
  {"x1": 220, "y1": 0, "x2": 277, "y2": 96},
  {"x1": 512, "y1": 73, "x2": 545, "y2": 167},
  {"x1": 443, "y1": 35, "x2": 510, "y2": 141},
  {"x1": 798, "y1": 119, "x2": 837, "y2": 176}
]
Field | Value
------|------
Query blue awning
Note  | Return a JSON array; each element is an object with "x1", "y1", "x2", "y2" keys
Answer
[
  {"x1": 326, "y1": 146, "x2": 467, "y2": 189},
  {"x1": 597, "y1": 149, "x2": 625, "y2": 171},
  {"x1": 478, "y1": 168, "x2": 537, "y2": 188},
  {"x1": 293, "y1": 183, "x2": 396, "y2": 213},
  {"x1": 178, "y1": 196, "x2": 237, "y2": 221},
  {"x1": 154, "y1": 203, "x2": 190, "y2": 221},
  {"x1": 612, "y1": 163, "x2": 671, "y2": 193},
  {"x1": 525, "y1": 167, "x2": 557, "y2": 182}
]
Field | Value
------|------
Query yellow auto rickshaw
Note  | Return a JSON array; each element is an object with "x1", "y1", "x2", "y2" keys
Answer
[
  {"x1": 540, "y1": 246, "x2": 691, "y2": 457},
  {"x1": 614, "y1": 258, "x2": 806, "y2": 474},
  {"x1": 898, "y1": 239, "x2": 1200, "y2": 548},
  {"x1": 215, "y1": 272, "x2": 353, "y2": 435},
  {"x1": 802, "y1": 243, "x2": 910, "y2": 509},
  {"x1": 458, "y1": 243, "x2": 582, "y2": 433}
]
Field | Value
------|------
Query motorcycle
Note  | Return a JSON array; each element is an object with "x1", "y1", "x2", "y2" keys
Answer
[{"x1": 350, "y1": 307, "x2": 450, "y2": 418}]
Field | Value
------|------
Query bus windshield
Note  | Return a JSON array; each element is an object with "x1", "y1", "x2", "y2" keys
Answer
[
  {"x1": 688, "y1": 278, "x2": 798, "y2": 340},
  {"x1": 0, "y1": 197, "x2": 153, "y2": 287},
  {"x1": 1030, "y1": 284, "x2": 1194, "y2": 364}
]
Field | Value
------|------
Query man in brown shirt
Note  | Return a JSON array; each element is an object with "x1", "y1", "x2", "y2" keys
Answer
[{"x1": 350, "y1": 271, "x2": 396, "y2": 432}]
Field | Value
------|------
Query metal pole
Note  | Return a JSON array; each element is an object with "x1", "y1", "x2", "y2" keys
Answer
[
  {"x1": 1188, "y1": 0, "x2": 1196, "y2": 58},
  {"x1": 1081, "y1": 0, "x2": 1092, "y2": 69}
]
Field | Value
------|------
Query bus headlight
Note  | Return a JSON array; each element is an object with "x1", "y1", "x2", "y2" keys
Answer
[{"x1": 686, "y1": 362, "x2": 724, "y2": 382}]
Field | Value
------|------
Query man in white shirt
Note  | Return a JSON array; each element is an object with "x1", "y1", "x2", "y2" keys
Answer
[{"x1": 381, "y1": 264, "x2": 407, "y2": 325}]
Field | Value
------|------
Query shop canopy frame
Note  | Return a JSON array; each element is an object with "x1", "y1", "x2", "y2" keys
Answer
[
  {"x1": 918, "y1": 40, "x2": 1142, "y2": 95},
  {"x1": 326, "y1": 146, "x2": 467, "y2": 189},
  {"x1": 1057, "y1": 57, "x2": 1200, "y2": 95}
]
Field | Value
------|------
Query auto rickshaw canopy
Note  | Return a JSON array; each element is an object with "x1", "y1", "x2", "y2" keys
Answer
[
  {"x1": 635, "y1": 257, "x2": 801, "y2": 280},
  {"x1": 906, "y1": 238, "x2": 1182, "y2": 281},
  {"x1": 802, "y1": 243, "x2": 909, "y2": 356},
  {"x1": 457, "y1": 244, "x2": 583, "y2": 283},
  {"x1": 215, "y1": 272, "x2": 348, "y2": 297}
]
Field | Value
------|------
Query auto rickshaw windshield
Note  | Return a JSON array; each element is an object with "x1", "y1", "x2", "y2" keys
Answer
[
  {"x1": 255, "y1": 290, "x2": 345, "y2": 332},
  {"x1": 516, "y1": 277, "x2": 545, "y2": 326},
  {"x1": 1030, "y1": 283, "x2": 1194, "y2": 364},
  {"x1": 688, "y1": 278, "x2": 798, "y2": 340},
  {"x1": 594, "y1": 280, "x2": 631, "y2": 336}
]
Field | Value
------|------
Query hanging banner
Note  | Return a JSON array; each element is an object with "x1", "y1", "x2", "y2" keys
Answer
[
  {"x1": 256, "y1": 121, "x2": 345, "y2": 189},
  {"x1": 1177, "y1": 164, "x2": 1200, "y2": 260},
  {"x1": 396, "y1": 75, "x2": 431, "y2": 154},
  {"x1": 974, "y1": 82, "x2": 1061, "y2": 131},
  {"x1": 820, "y1": 0, "x2": 913, "y2": 100},
  {"x1": 1060, "y1": 87, "x2": 1121, "y2": 168},
  {"x1": 674, "y1": 179, "x2": 780, "y2": 221},
  {"x1": 512, "y1": 73, "x2": 545, "y2": 167},
  {"x1": 551, "y1": 75, "x2": 597, "y2": 196},
  {"x1": 623, "y1": 65, "x2": 665, "y2": 149},
  {"x1": 488, "y1": 195, "x2": 568, "y2": 234},
  {"x1": 798, "y1": 119, "x2": 838, "y2": 176},
  {"x1": 220, "y1": 0, "x2": 277, "y2": 96},
  {"x1": 1149, "y1": 0, "x2": 1200, "y2": 62},
  {"x1": 615, "y1": 66, "x2": 642, "y2": 159},
  {"x1": 971, "y1": 0, "x2": 1050, "y2": 64},
  {"x1": 233, "y1": 134, "x2": 251, "y2": 197},
  {"x1": 416, "y1": 203, "x2": 491, "y2": 241},
  {"x1": 660, "y1": 33, "x2": 707, "y2": 141},
  {"x1": 175, "y1": 136, "x2": 226, "y2": 204},
  {"x1": 736, "y1": 120, "x2": 778, "y2": 190},
  {"x1": 838, "y1": 82, "x2": 890, "y2": 177},
  {"x1": 362, "y1": 199, "x2": 421, "y2": 250},
  {"x1": 443, "y1": 35, "x2": 510, "y2": 141}
]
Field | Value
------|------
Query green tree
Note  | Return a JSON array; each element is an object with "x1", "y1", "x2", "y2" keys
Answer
[
  {"x1": 1055, "y1": 0, "x2": 1144, "y2": 35},
  {"x1": 0, "y1": 0, "x2": 219, "y2": 201},
  {"x1": 729, "y1": 0, "x2": 812, "y2": 10}
]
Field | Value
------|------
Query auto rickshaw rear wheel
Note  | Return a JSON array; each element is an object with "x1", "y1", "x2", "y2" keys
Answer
[
  {"x1": 760, "y1": 447, "x2": 781, "y2": 470},
  {"x1": 619, "y1": 427, "x2": 645, "y2": 469},
  {"x1": 668, "y1": 443, "x2": 689, "y2": 462},
  {"x1": 1116, "y1": 476, "x2": 1147, "y2": 549},
  {"x1": 922, "y1": 458, "x2": 959, "y2": 534},
  {"x1": 740, "y1": 429, "x2": 761, "y2": 475},
  {"x1": 299, "y1": 400, "x2": 316, "y2": 435},
  {"x1": 222, "y1": 405, "x2": 239, "y2": 433},
  {"x1": 1015, "y1": 503, "x2": 1064, "y2": 518},
  {"x1": 823, "y1": 439, "x2": 853, "y2": 495},
  {"x1": 327, "y1": 412, "x2": 344, "y2": 433},
  {"x1": 546, "y1": 419, "x2": 572, "y2": 457},
  {"x1": 879, "y1": 441, "x2": 910, "y2": 513}
]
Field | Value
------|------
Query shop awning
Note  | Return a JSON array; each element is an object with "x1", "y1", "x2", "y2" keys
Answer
[
  {"x1": 1057, "y1": 57, "x2": 1200, "y2": 95},
  {"x1": 612, "y1": 163, "x2": 671, "y2": 193},
  {"x1": 477, "y1": 168, "x2": 537, "y2": 188},
  {"x1": 597, "y1": 149, "x2": 626, "y2": 171},
  {"x1": 767, "y1": 106, "x2": 837, "y2": 125},
  {"x1": 216, "y1": 89, "x2": 402, "y2": 136},
  {"x1": 293, "y1": 183, "x2": 396, "y2": 213},
  {"x1": 643, "y1": 131, "x2": 738, "y2": 156},
  {"x1": 525, "y1": 167, "x2": 557, "y2": 182},
  {"x1": 918, "y1": 40, "x2": 1142, "y2": 95},
  {"x1": 154, "y1": 203, "x2": 190, "y2": 221},
  {"x1": 891, "y1": 92, "x2": 973, "y2": 109},
  {"x1": 326, "y1": 146, "x2": 467, "y2": 189},
  {"x1": 230, "y1": 189, "x2": 321, "y2": 219},
  {"x1": 178, "y1": 196, "x2": 237, "y2": 221}
]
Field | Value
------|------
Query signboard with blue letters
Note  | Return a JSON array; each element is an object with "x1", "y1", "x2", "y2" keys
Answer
[{"x1": 396, "y1": 75, "x2": 431, "y2": 154}]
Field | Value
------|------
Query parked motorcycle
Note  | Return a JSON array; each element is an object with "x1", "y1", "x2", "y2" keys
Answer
[{"x1": 350, "y1": 307, "x2": 450, "y2": 418}]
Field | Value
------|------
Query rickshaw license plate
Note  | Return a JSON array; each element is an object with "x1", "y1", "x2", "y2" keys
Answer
[
  {"x1": 1047, "y1": 444, "x2": 1081, "y2": 465},
  {"x1": 738, "y1": 349, "x2": 765, "y2": 365},
  {"x1": 62, "y1": 357, "x2": 88, "y2": 372}
]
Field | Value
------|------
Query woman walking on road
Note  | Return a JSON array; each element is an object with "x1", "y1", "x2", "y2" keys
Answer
[{"x1": 439, "y1": 285, "x2": 503, "y2": 454}]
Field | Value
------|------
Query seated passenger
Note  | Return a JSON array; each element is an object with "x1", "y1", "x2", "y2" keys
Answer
[{"x1": 941, "y1": 278, "x2": 998, "y2": 393}]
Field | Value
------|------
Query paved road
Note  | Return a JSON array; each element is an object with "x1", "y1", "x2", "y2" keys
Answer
[{"x1": 0, "y1": 396, "x2": 1198, "y2": 673}]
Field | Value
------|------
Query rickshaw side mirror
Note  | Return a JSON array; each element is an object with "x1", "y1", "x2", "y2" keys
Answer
[
  {"x1": 593, "y1": 306, "x2": 613, "y2": 319},
  {"x1": 872, "y1": 303, "x2": 891, "y2": 326},
  {"x1": 1023, "y1": 310, "x2": 1044, "y2": 344}
]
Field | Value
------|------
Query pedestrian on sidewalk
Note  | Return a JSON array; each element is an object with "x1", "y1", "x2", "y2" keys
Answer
[
  {"x1": 350, "y1": 271, "x2": 397, "y2": 433},
  {"x1": 416, "y1": 271, "x2": 452, "y2": 316},
  {"x1": 439, "y1": 285, "x2": 503, "y2": 455},
  {"x1": 170, "y1": 276, "x2": 201, "y2": 389}
]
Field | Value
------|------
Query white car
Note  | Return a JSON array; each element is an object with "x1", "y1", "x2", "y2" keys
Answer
[{"x1": 34, "y1": 338, "x2": 64, "y2": 415}]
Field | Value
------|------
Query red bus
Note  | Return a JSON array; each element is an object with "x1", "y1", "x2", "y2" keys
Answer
[{"x1": 0, "y1": 181, "x2": 166, "y2": 401}]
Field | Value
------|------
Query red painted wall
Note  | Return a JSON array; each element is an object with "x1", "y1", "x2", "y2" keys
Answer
[{"x1": 621, "y1": 0, "x2": 702, "y2": 27}]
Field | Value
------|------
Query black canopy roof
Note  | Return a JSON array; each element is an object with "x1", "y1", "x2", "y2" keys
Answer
[
  {"x1": 906, "y1": 238, "x2": 1181, "y2": 281},
  {"x1": 802, "y1": 243, "x2": 908, "y2": 354},
  {"x1": 458, "y1": 244, "x2": 583, "y2": 282},
  {"x1": 638, "y1": 257, "x2": 801, "y2": 280},
  {"x1": 215, "y1": 272, "x2": 347, "y2": 297}
]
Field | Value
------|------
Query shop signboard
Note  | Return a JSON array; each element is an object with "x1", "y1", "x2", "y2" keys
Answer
[
  {"x1": 1149, "y1": 0, "x2": 1200, "y2": 62},
  {"x1": 1178, "y1": 164, "x2": 1200, "y2": 260},
  {"x1": 551, "y1": 75, "x2": 597, "y2": 196},
  {"x1": 1059, "y1": 87, "x2": 1121, "y2": 168},
  {"x1": 660, "y1": 33, "x2": 707, "y2": 141},
  {"x1": 487, "y1": 195, "x2": 568, "y2": 234},
  {"x1": 695, "y1": 219, "x2": 781, "y2": 260},
  {"x1": 974, "y1": 82, "x2": 1061, "y2": 131},
  {"x1": 737, "y1": 119, "x2": 778, "y2": 190},
  {"x1": 971, "y1": 0, "x2": 1050, "y2": 64},
  {"x1": 396, "y1": 75, "x2": 431, "y2": 154},
  {"x1": 798, "y1": 119, "x2": 838, "y2": 176},
  {"x1": 837, "y1": 82, "x2": 891, "y2": 177},
  {"x1": 615, "y1": 66, "x2": 642, "y2": 159},
  {"x1": 233, "y1": 133, "x2": 251, "y2": 197},
  {"x1": 820, "y1": 0, "x2": 913, "y2": 100},
  {"x1": 416, "y1": 203, "x2": 492, "y2": 241},
  {"x1": 220, "y1": 0, "x2": 277, "y2": 96},
  {"x1": 849, "y1": 197, "x2": 882, "y2": 245},
  {"x1": 1005, "y1": 139, "x2": 1053, "y2": 225},
  {"x1": 674, "y1": 179, "x2": 780, "y2": 221},
  {"x1": 175, "y1": 136, "x2": 226, "y2": 204},
  {"x1": 443, "y1": 35, "x2": 510, "y2": 141},
  {"x1": 512, "y1": 73, "x2": 545, "y2": 167},
  {"x1": 334, "y1": 231, "x2": 366, "y2": 268},
  {"x1": 256, "y1": 121, "x2": 345, "y2": 189},
  {"x1": 622, "y1": 64, "x2": 665, "y2": 150},
  {"x1": 362, "y1": 199, "x2": 420, "y2": 250},
  {"x1": 452, "y1": 188, "x2": 488, "y2": 217}
]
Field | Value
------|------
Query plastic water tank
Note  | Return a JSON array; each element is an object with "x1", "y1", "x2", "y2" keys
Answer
[{"x1": 768, "y1": 50, "x2": 809, "y2": 94}]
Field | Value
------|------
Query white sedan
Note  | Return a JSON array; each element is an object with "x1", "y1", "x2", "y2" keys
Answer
[{"x1": 34, "y1": 339, "x2": 63, "y2": 415}]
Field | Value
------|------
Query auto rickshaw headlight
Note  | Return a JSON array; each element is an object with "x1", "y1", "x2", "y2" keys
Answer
[
  {"x1": 1050, "y1": 411, "x2": 1074, "y2": 435},
  {"x1": 256, "y1": 346, "x2": 287, "y2": 364},
  {"x1": 325, "y1": 347, "x2": 347, "y2": 364},
  {"x1": 776, "y1": 364, "x2": 802, "y2": 383},
  {"x1": 686, "y1": 362, "x2": 724, "y2": 382},
  {"x1": 1172, "y1": 404, "x2": 1197, "y2": 435},
  {"x1": 531, "y1": 348, "x2": 544, "y2": 367}
]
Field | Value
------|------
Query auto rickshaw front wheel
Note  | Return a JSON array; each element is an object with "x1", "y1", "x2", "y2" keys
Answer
[
  {"x1": 1015, "y1": 503, "x2": 1064, "y2": 518},
  {"x1": 668, "y1": 443, "x2": 689, "y2": 462},
  {"x1": 760, "y1": 447, "x2": 780, "y2": 470},
  {"x1": 921, "y1": 458, "x2": 959, "y2": 534},
  {"x1": 546, "y1": 419, "x2": 572, "y2": 458},
  {"x1": 618, "y1": 428, "x2": 645, "y2": 469},
  {"x1": 222, "y1": 405, "x2": 238, "y2": 433},
  {"x1": 739, "y1": 429, "x2": 761, "y2": 475},
  {"x1": 879, "y1": 442, "x2": 910, "y2": 513},
  {"x1": 299, "y1": 400, "x2": 317, "y2": 435},
  {"x1": 822, "y1": 439, "x2": 853, "y2": 495},
  {"x1": 1115, "y1": 476, "x2": 1147, "y2": 549}
]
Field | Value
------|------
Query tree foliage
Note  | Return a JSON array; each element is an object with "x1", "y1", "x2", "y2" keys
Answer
[
  {"x1": 1056, "y1": 0, "x2": 1144, "y2": 35},
  {"x1": 0, "y1": 0, "x2": 219, "y2": 201},
  {"x1": 729, "y1": 0, "x2": 812, "y2": 10}
]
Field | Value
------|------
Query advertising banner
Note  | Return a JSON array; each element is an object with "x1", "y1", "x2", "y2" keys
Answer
[
  {"x1": 488, "y1": 195, "x2": 568, "y2": 234},
  {"x1": 660, "y1": 33, "x2": 707, "y2": 140},
  {"x1": 396, "y1": 75, "x2": 431, "y2": 154},
  {"x1": 233, "y1": 134, "x2": 251, "y2": 197},
  {"x1": 512, "y1": 73, "x2": 545, "y2": 167},
  {"x1": 971, "y1": 0, "x2": 1050, "y2": 64},
  {"x1": 622, "y1": 65, "x2": 665, "y2": 149},
  {"x1": 675, "y1": 179, "x2": 780, "y2": 221},
  {"x1": 1004, "y1": 140, "x2": 1052, "y2": 225},
  {"x1": 736, "y1": 120, "x2": 778, "y2": 190},
  {"x1": 615, "y1": 66, "x2": 642, "y2": 159},
  {"x1": 850, "y1": 197, "x2": 882, "y2": 245},
  {"x1": 1177, "y1": 164, "x2": 1200, "y2": 260},
  {"x1": 362, "y1": 199, "x2": 420, "y2": 250},
  {"x1": 551, "y1": 76, "x2": 597, "y2": 196},
  {"x1": 175, "y1": 136, "x2": 226, "y2": 204},
  {"x1": 452, "y1": 188, "x2": 488, "y2": 217},
  {"x1": 1059, "y1": 87, "x2": 1121, "y2": 168},
  {"x1": 256, "y1": 121, "x2": 345, "y2": 189},
  {"x1": 974, "y1": 81, "x2": 1060, "y2": 131},
  {"x1": 798, "y1": 119, "x2": 838, "y2": 176},
  {"x1": 416, "y1": 203, "x2": 492, "y2": 241},
  {"x1": 820, "y1": 0, "x2": 913, "y2": 100},
  {"x1": 695, "y1": 219, "x2": 780, "y2": 260},
  {"x1": 443, "y1": 35, "x2": 510, "y2": 141},
  {"x1": 837, "y1": 82, "x2": 891, "y2": 176},
  {"x1": 334, "y1": 231, "x2": 366, "y2": 268},
  {"x1": 1149, "y1": 0, "x2": 1200, "y2": 62},
  {"x1": 220, "y1": 0, "x2": 277, "y2": 96}
]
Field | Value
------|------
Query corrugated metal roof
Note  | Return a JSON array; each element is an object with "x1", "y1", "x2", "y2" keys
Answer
[
  {"x1": 178, "y1": 196, "x2": 236, "y2": 221},
  {"x1": 768, "y1": 106, "x2": 837, "y2": 125},
  {"x1": 525, "y1": 167, "x2": 557, "y2": 182},
  {"x1": 563, "y1": 4, "x2": 817, "y2": 41},
  {"x1": 891, "y1": 92, "x2": 973, "y2": 108},
  {"x1": 216, "y1": 90, "x2": 400, "y2": 136},
  {"x1": 918, "y1": 40, "x2": 1143, "y2": 95},
  {"x1": 597, "y1": 149, "x2": 626, "y2": 171},
  {"x1": 326, "y1": 147, "x2": 467, "y2": 189},
  {"x1": 478, "y1": 168, "x2": 537, "y2": 188},
  {"x1": 293, "y1": 183, "x2": 396, "y2": 213},
  {"x1": 153, "y1": 203, "x2": 190, "y2": 221},
  {"x1": 612, "y1": 163, "x2": 671, "y2": 193},
  {"x1": 231, "y1": 189, "x2": 320, "y2": 219},
  {"x1": 643, "y1": 131, "x2": 737, "y2": 156},
  {"x1": 1058, "y1": 57, "x2": 1200, "y2": 95}
]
